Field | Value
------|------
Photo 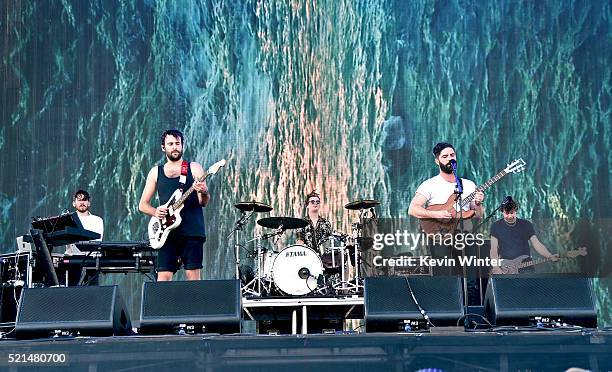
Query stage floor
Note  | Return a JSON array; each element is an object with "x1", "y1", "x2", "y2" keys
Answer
[{"x1": 0, "y1": 329, "x2": 611, "y2": 371}]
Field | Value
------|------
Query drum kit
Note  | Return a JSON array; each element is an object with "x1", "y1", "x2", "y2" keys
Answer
[{"x1": 229, "y1": 199, "x2": 380, "y2": 297}]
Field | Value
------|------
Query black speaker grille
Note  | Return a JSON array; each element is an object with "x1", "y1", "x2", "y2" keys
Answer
[
  {"x1": 492, "y1": 277, "x2": 594, "y2": 311},
  {"x1": 18, "y1": 286, "x2": 114, "y2": 323},
  {"x1": 142, "y1": 280, "x2": 238, "y2": 318},
  {"x1": 486, "y1": 276, "x2": 597, "y2": 327},
  {"x1": 365, "y1": 277, "x2": 463, "y2": 317}
]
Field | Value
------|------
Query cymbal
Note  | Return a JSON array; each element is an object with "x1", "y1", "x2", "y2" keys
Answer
[
  {"x1": 344, "y1": 199, "x2": 381, "y2": 210},
  {"x1": 257, "y1": 217, "x2": 308, "y2": 230},
  {"x1": 234, "y1": 201, "x2": 273, "y2": 213}
]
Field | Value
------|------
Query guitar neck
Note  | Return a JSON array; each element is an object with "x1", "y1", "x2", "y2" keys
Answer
[
  {"x1": 461, "y1": 169, "x2": 508, "y2": 208},
  {"x1": 172, "y1": 174, "x2": 208, "y2": 210},
  {"x1": 515, "y1": 256, "x2": 552, "y2": 270},
  {"x1": 515, "y1": 251, "x2": 576, "y2": 270}
]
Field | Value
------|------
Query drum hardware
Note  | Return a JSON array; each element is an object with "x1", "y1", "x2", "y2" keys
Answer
[
  {"x1": 243, "y1": 216, "x2": 319, "y2": 297},
  {"x1": 240, "y1": 227, "x2": 283, "y2": 297},
  {"x1": 318, "y1": 233, "x2": 351, "y2": 294},
  {"x1": 228, "y1": 201, "x2": 272, "y2": 284},
  {"x1": 344, "y1": 199, "x2": 381, "y2": 211},
  {"x1": 256, "y1": 217, "x2": 308, "y2": 230},
  {"x1": 241, "y1": 232, "x2": 272, "y2": 297},
  {"x1": 237, "y1": 198, "x2": 381, "y2": 298},
  {"x1": 342, "y1": 198, "x2": 381, "y2": 294},
  {"x1": 234, "y1": 201, "x2": 274, "y2": 213}
]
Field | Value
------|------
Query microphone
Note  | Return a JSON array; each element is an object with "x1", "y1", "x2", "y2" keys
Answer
[{"x1": 449, "y1": 159, "x2": 462, "y2": 193}]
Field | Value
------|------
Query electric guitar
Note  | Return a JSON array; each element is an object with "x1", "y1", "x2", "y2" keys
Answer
[
  {"x1": 497, "y1": 247, "x2": 587, "y2": 274},
  {"x1": 419, "y1": 158, "x2": 526, "y2": 234},
  {"x1": 148, "y1": 159, "x2": 226, "y2": 249}
]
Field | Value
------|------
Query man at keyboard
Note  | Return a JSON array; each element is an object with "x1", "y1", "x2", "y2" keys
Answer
[{"x1": 65, "y1": 190, "x2": 104, "y2": 255}]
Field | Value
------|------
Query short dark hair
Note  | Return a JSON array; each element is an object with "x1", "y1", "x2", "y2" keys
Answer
[
  {"x1": 161, "y1": 129, "x2": 184, "y2": 146},
  {"x1": 501, "y1": 196, "x2": 518, "y2": 212},
  {"x1": 432, "y1": 142, "x2": 455, "y2": 157},
  {"x1": 305, "y1": 190, "x2": 320, "y2": 205},
  {"x1": 73, "y1": 189, "x2": 90, "y2": 201}
]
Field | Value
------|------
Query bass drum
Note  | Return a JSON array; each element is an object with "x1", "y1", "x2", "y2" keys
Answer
[{"x1": 272, "y1": 244, "x2": 323, "y2": 296}]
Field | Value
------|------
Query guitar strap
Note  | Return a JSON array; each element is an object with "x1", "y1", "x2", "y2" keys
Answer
[{"x1": 178, "y1": 161, "x2": 189, "y2": 191}]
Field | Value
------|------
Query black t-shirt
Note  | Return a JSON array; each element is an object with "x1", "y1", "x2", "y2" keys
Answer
[{"x1": 490, "y1": 218, "x2": 535, "y2": 259}]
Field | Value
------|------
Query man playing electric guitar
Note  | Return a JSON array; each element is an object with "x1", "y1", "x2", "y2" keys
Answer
[
  {"x1": 139, "y1": 129, "x2": 210, "y2": 281},
  {"x1": 490, "y1": 196, "x2": 559, "y2": 274}
]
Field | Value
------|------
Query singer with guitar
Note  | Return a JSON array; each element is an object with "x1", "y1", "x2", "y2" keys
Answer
[
  {"x1": 139, "y1": 129, "x2": 210, "y2": 281},
  {"x1": 408, "y1": 142, "x2": 485, "y2": 232},
  {"x1": 490, "y1": 197, "x2": 559, "y2": 274},
  {"x1": 408, "y1": 143, "x2": 484, "y2": 306}
]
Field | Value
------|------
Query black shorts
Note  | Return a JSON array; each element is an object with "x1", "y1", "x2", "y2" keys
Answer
[{"x1": 157, "y1": 235, "x2": 206, "y2": 273}]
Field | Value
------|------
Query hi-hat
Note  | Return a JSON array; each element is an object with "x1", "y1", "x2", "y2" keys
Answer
[
  {"x1": 344, "y1": 199, "x2": 381, "y2": 210},
  {"x1": 257, "y1": 217, "x2": 308, "y2": 230},
  {"x1": 234, "y1": 201, "x2": 273, "y2": 213}
]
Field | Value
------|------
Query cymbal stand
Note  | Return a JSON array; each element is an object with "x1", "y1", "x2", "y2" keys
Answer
[
  {"x1": 327, "y1": 234, "x2": 350, "y2": 294},
  {"x1": 241, "y1": 233, "x2": 266, "y2": 296},
  {"x1": 227, "y1": 210, "x2": 254, "y2": 280},
  {"x1": 341, "y1": 210, "x2": 366, "y2": 294},
  {"x1": 354, "y1": 208, "x2": 368, "y2": 292}
]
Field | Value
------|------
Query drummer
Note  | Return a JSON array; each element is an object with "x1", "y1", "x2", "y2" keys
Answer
[{"x1": 296, "y1": 191, "x2": 333, "y2": 255}]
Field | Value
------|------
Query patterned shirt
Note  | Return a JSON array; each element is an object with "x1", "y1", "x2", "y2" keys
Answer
[{"x1": 296, "y1": 216, "x2": 333, "y2": 254}]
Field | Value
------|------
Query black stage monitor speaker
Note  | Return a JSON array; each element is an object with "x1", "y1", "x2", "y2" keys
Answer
[
  {"x1": 365, "y1": 276, "x2": 464, "y2": 332},
  {"x1": 15, "y1": 286, "x2": 132, "y2": 339},
  {"x1": 139, "y1": 279, "x2": 241, "y2": 334},
  {"x1": 485, "y1": 275, "x2": 597, "y2": 327}
]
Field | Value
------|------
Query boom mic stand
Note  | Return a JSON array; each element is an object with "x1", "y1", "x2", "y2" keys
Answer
[
  {"x1": 473, "y1": 199, "x2": 507, "y2": 233},
  {"x1": 471, "y1": 198, "x2": 508, "y2": 305},
  {"x1": 227, "y1": 210, "x2": 254, "y2": 280}
]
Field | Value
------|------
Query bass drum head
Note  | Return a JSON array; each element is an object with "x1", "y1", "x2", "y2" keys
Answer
[{"x1": 272, "y1": 244, "x2": 323, "y2": 296}]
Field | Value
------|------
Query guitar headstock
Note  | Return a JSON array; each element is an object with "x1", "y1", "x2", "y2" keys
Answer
[
  {"x1": 567, "y1": 247, "x2": 588, "y2": 258},
  {"x1": 504, "y1": 158, "x2": 526, "y2": 174},
  {"x1": 206, "y1": 159, "x2": 227, "y2": 175}
]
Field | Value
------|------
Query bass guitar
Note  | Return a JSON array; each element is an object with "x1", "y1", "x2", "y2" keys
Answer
[
  {"x1": 148, "y1": 159, "x2": 226, "y2": 249},
  {"x1": 419, "y1": 158, "x2": 526, "y2": 234},
  {"x1": 497, "y1": 247, "x2": 587, "y2": 274}
]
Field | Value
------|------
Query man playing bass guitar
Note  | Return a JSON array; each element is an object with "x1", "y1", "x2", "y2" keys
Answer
[
  {"x1": 490, "y1": 196, "x2": 559, "y2": 274},
  {"x1": 139, "y1": 129, "x2": 210, "y2": 281}
]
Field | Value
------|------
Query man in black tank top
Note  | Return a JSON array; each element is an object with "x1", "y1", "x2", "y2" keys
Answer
[{"x1": 139, "y1": 129, "x2": 210, "y2": 281}]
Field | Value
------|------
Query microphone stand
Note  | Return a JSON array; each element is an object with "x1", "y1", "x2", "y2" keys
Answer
[
  {"x1": 450, "y1": 162, "x2": 470, "y2": 327},
  {"x1": 227, "y1": 210, "x2": 254, "y2": 280},
  {"x1": 473, "y1": 203, "x2": 504, "y2": 234},
  {"x1": 471, "y1": 201, "x2": 505, "y2": 305}
]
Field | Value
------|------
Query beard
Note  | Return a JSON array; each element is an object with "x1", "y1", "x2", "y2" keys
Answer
[
  {"x1": 167, "y1": 150, "x2": 183, "y2": 161},
  {"x1": 439, "y1": 162, "x2": 454, "y2": 174},
  {"x1": 76, "y1": 205, "x2": 89, "y2": 213}
]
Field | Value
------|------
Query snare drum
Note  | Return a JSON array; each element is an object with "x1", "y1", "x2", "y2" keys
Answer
[{"x1": 271, "y1": 244, "x2": 323, "y2": 295}]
